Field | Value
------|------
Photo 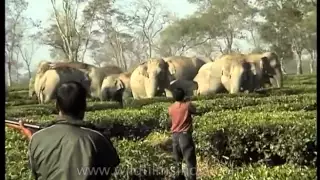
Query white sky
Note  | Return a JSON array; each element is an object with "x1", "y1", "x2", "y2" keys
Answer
[{"x1": 22, "y1": 0, "x2": 199, "y2": 72}]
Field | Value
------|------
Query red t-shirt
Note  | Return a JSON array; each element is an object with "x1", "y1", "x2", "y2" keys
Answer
[{"x1": 168, "y1": 101, "x2": 196, "y2": 133}]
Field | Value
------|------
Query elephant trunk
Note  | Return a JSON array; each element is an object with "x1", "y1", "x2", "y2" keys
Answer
[
  {"x1": 230, "y1": 75, "x2": 242, "y2": 94},
  {"x1": 146, "y1": 74, "x2": 159, "y2": 98},
  {"x1": 229, "y1": 66, "x2": 247, "y2": 94},
  {"x1": 29, "y1": 90, "x2": 35, "y2": 98}
]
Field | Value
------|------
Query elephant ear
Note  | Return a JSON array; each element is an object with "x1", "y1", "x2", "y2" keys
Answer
[
  {"x1": 137, "y1": 63, "x2": 149, "y2": 78},
  {"x1": 221, "y1": 66, "x2": 231, "y2": 79},
  {"x1": 37, "y1": 62, "x2": 52, "y2": 75},
  {"x1": 163, "y1": 60, "x2": 169, "y2": 70},
  {"x1": 166, "y1": 60, "x2": 176, "y2": 75},
  {"x1": 116, "y1": 79, "x2": 125, "y2": 90}
]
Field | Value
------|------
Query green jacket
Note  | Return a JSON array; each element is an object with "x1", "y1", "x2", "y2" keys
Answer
[{"x1": 28, "y1": 116, "x2": 120, "y2": 180}]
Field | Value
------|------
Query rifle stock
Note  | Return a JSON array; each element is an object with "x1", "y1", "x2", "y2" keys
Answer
[{"x1": 5, "y1": 119, "x2": 41, "y2": 129}]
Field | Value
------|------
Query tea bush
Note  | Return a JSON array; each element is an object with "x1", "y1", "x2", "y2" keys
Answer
[{"x1": 5, "y1": 74, "x2": 317, "y2": 179}]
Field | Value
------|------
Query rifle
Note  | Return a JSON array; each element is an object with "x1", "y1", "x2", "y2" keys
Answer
[{"x1": 5, "y1": 119, "x2": 42, "y2": 130}]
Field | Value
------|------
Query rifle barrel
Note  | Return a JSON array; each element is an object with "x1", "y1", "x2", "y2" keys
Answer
[{"x1": 5, "y1": 120, "x2": 41, "y2": 129}]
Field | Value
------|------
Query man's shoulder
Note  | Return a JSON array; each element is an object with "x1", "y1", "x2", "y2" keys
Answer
[
  {"x1": 168, "y1": 103, "x2": 175, "y2": 110},
  {"x1": 31, "y1": 124, "x2": 61, "y2": 139},
  {"x1": 31, "y1": 124, "x2": 105, "y2": 142},
  {"x1": 79, "y1": 126, "x2": 106, "y2": 140}
]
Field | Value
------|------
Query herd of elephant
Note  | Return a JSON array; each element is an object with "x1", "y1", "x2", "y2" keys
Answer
[{"x1": 28, "y1": 51, "x2": 283, "y2": 105}]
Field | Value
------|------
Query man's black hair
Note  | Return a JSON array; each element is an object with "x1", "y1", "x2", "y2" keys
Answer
[
  {"x1": 173, "y1": 88, "x2": 185, "y2": 102},
  {"x1": 55, "y1": 81, "x2": 87, "y2": 117}
]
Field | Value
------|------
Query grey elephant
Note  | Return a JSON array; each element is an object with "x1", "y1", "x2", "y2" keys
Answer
[
  {"x1": 168, "y1": 79, "x2": 198, "y2": 97},
  {"x1": 100, "y1": 72, "x2": 132, "y2": 105},
  {"x1": 47, "y1": 62, "x2": 123, "y2": 100},
  {"x1": 245, "y1": 52, "x2": 283, "y2": 88},
  {"x1": 160, "y1": 56, "x2": 209, "y2": 97},
  {"x1": 130, "y1": 58, "x2": 172, "y2": 99},
  {"x1": 163, "y1": 56, "x2": 208, "y2": 81},
  {"x1": 193, "y1": 54, "x2": 262, "y2": 95},
  {"x1": 30, "y1": 61, "x2": 54, "y2": 100},
  {"x1": 36, "y1": 66, "x2": 91, "y2": 104}
]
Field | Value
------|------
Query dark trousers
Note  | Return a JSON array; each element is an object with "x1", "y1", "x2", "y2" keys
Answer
[{"x1": 172, "y1": 132, "x2": 197, "y2": 180}]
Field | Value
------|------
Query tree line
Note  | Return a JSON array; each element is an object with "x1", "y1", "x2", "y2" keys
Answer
[{"x1": 5, "y1": 0, "x2": 316, "y2": 86}]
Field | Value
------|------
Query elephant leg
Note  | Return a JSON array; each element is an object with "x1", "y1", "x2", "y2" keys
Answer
[
  {"x1": 132, "y1": 91, "x2": 140, "y2": 99},
  {"x1": 269, "y1": 77, "x2": 278, "y2": 88},
  {"x1": 44, "y1": 95, "x2": 51, "y2": 104},
  {"x1": 112, "y1": 90, "x2": 124, "y2": 107},
  {"x1": 165, "y1": 88, "x2": 173, "y2": 98},
  {"x1": 122, "y1": 90, "x2": 132, "y2": 99},
  {"x1": 39, "y1": 91, "x2": 45, "y2": 104}
]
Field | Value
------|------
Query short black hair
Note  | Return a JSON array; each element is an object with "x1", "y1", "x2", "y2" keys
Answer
[
  {"x1": 56, "y1": 81, "x2": 87, "y2": 117},
  {"x1": 173, "y1": 88, "x2": 185, "y2": 102}
]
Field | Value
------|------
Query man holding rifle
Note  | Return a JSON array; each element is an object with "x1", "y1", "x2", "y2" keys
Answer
[{"x1": 6, "y1": 81, "x2": 120, "y2": 180}]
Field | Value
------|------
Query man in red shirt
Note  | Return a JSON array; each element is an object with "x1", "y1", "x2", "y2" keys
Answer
[{"x1": 168, "y1": 88, "x2": 197, "y2": 180}]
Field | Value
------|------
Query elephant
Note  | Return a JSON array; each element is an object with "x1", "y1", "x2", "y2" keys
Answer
[
  {"x1": 168, "y1": 79, "x2": 198, "y2": 97},
  {"x1": 47, "y1": 62, "x2": 123, "y2": 100},
  {"x1": 158, "y1": 56, "x2": 208, "y2": 97},
  {"x1": 100, "y1": 72, "x2": 132, "y2": 105},
  {"x1": 194, "y1": 54, "x2": 262, "y2": 95},
  {"x1": 30, "y1": 61, "x2": 54, "y2": 100},
  {"x1": 162, "y1": 56, "x2": 208, "y2": 81},
  {"x1": 245, "y1": 52, "x2": 283, "y2": 88},
  {"x1": 36, "y1": 66, "x2": 91, "y2": 104},
  {"x1": 193, "y1": 56, "x2": 214, "y2": 63},
  {"x1": 29, "y1": 76, "x2": 36, "y2": 98},
  {"x1": 130, "y1": 58, "x2": 172, "y2": 99}
]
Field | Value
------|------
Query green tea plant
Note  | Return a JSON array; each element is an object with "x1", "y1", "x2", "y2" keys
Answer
[{"x1": 5, "y1": 74, "x2": 317, "y2": 179}]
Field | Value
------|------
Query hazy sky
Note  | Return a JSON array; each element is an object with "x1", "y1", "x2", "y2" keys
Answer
[{"x1": 22, "y1": 0, "x2": 198, "y2": 72}]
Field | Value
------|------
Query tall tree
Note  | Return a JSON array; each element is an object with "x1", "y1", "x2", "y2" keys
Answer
[
  {"x1": 42, "y1": 0, "x2": 101, "y2": 62},
  {"x1": 128, "y1": 0, "x2": 170, "y2": 58},
  {"x1": 257, "y1": 0, "x2": 314, "y2": 74},
  {"x1": 86, "y1": 0, "x2": 135, "y2": 69},
  {"x1": 5, "y1": 0, "x2": 29, "y2": 86},
  {"x1": 158, "y1": 16, "x2": 212, "y2": 56},
  {"x1": 18, "y1": 34, "x2": 39, "y2": 79}
]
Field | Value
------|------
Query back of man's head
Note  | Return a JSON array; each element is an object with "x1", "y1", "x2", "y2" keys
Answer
[
  {"x1": 56, "y1": 81, "x2": 87, "y2": 119},
  {"x1": 173, "y1": 88, "x2": 185, "y2": 102}
]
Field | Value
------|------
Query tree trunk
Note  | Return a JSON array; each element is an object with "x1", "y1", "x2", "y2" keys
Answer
[
  {"x1": 7, "y1": 64, "x2": 12, "y2": 87},
  {"x1": 16, "y1": 70, "x2": 19, "y2": 83},
  {"x1": 27, "y1": 66, "x2": 32, "y2": 79},
  {"x1": 309, "y1": 60, "x2": 314, "y2": 74},
  {"x1": 296, "y1": 55, "x2": 303, "y2": 75},
  {"x1": 148, "y1": 40, "x2": 152, "y2": 58},
  {"x1": 308, "y1": 50, "x2": 315, "y2": 74},
  {"x1": 280, "y1": 58, "x2": 287, "y2": 74}
]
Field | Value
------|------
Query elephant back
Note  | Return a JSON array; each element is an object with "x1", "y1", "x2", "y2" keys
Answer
[
  {"x1": 50, "y1": 61, "x2": 95, "y2": 73},
  {"x1": 192, "y1": 56, "x2": 213, "y2": 64},
  {"x1": 55, "y1": 67, "x2": 91, "y2": 93},
  {"x1": 163, "y1": 56, "x2": 204, "y2": 80},
  {"x1": 99, "y1": 65, "x2": 124, "y2": 77},
  {"x1": 36, "y1": 61, "x2": 52, "y2": 76}
]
